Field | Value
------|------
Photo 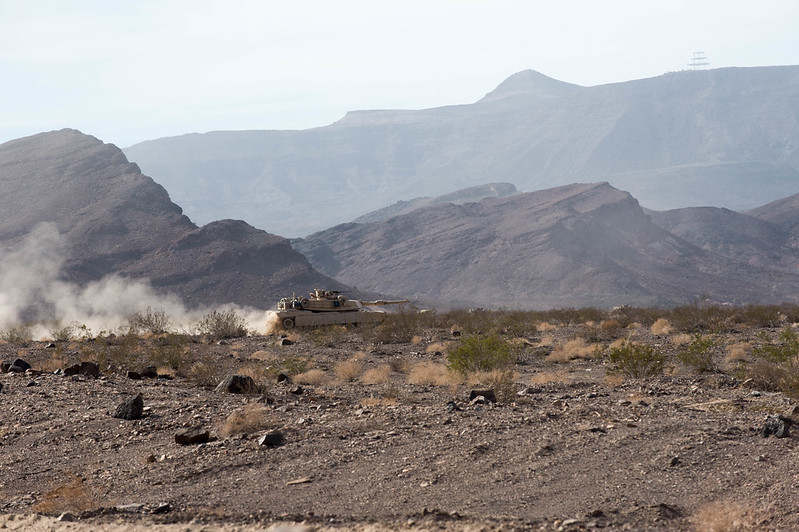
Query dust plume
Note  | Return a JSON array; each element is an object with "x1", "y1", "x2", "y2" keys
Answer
[{"x1": 0, "y1": 223, "x2": 270, "y2": 338}]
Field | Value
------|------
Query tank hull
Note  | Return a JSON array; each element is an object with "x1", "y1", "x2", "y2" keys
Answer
[{"x1": 276, "y1": 309, "x2": 386, "y2": 329}]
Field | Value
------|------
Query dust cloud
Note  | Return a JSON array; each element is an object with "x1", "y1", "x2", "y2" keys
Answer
[{"x1": 0, "y1": 223, "x2": 271, "y2": 338}]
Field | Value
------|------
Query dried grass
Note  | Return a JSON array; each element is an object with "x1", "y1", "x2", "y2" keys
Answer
[
  {"x1": 425, "y1": 341, "x2": 454, "y2": 354},
  {"x1": 293, "y1": 368, "x2": 330, "y2": 385},
  {"x1": 531, "y1": 371, "x2": 569, "y2": 385},
  {"x1": 537, "y1": 322, "x2": 558, "y2": 332},
  {"x1": 220, "y1": 405, "x2": 278, "y2": 437},
  {"x1": 651, "y1": 318, "x2": 673, "y2": 335},
  {"x1": 335, "y1": 359, "x2": 364, "y2": 382},
  {"x1": 670, "y1": 333, "x2": 692, "y2": 346},
  {"x1": 545, "y1": 338, "x2": 597, "y2": 363},
  {"x1": 725, "y1": 342, "x2": 751, "y2": 364},
  {"x1": 408, "y1": 361, "x2": 453, "y2": 386},
  {"x1": 361, "y1": 364, "x2": 392, "y2": 384}
]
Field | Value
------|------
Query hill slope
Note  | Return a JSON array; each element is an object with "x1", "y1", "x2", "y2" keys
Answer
[
  {"x1": 125, "y1": 66, "x2": 799, "y2": 237},
  {"x1": 0, "y1": 129, "x2": 348, "y2": 311},
  {"x1": 295, "y1": 183, "x2": 799, "y2": 308}
]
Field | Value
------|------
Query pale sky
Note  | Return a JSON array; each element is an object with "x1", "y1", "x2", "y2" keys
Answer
[{"x1": 1, "y1": 0, "x2": 797, "y2": 148}]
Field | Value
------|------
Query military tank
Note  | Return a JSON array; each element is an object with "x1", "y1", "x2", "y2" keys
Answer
[{"x1": 275, "y1": 288, "x2": 408, "y2": 329}]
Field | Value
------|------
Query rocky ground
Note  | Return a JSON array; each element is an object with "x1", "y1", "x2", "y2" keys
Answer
[{"x1": 1, "y1": 320, "x2": 798, "y2": 531}]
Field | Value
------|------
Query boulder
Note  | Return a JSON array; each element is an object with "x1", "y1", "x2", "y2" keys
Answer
[{"x1": 113, "y1": 394, "x2": 144, "y2": 420}]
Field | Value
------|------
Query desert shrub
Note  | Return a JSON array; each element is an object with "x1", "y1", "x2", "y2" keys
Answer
[
  {"x1": 309, "y1": 325, "x2": 348, "y2": 347},
  {"x1": 220, "y1": 405, "x2": 277, "y2": 437},
  {"x1": 267, "y1": 355, "x2": 313, "y2": 379},
  {"x1": 606, "y1": 340, "x2": 665, "y2": 378},
  {"x1": 369, "y1": 307, "x2": 422, "y2": 343},
  {"x1": 1, "y1": 323, "x2": 33, "y2": 345},
  {"x1": 677, "y1": 334, "x2": 718, "y2": 373},
  {"x1": 692, "y1": 500, "x2": 759, "y2": 532},
  {"x1": 79, "y1": 334, "x2": 140, "y2": 372},
  {"x1": 752, "y1": 326, "x2": 799, "y2": 363},
  {"x1": 147, "y1": 333, "x2": 192, "y2": 372},
  {"x1": 408, "y1": 361, "x2": 452, "y2": 385},
  {"x1": 197, "y1": 309, "x2": 248, "y2": 339},
  {"x1": 447, "y1": 334, "x2": 515, "y2": 375},
  {"x1": 48, "y1": 323, "x2": 77, "y2": 342},
  {"x1": 495, "y1": 311, "x2": 537, "y2": 337},
  {"x1": 335, "y1": 359, "x2": 363, "y2": 382},
  {"x1": 127, "y1": 306, "x2": 172, "y2": 335},
  {"x1": 361, "y1": 364, "x2": 392, "y2": 384},
  {"x1": 747, "y1": 327, "x2": 799, "y2": 397},
  {"x1": 545, "y1": 338, "x2": 598, "y2": 363},
  {"x1": 650, "y1": 318, "x2": 673, "y2": 335},
  {"x1": 187, "y1": 361, "x2": 226, "y2": 388},
  {"x1": 293, "y1": 368, "x2": 330, "y2": 385}
]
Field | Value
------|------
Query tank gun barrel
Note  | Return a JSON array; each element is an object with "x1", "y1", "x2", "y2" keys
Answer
[{"x1": 361, "y1": 299, "x2": 409, "y2": 306}]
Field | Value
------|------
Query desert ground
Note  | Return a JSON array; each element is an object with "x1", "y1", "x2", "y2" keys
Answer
[{"x1": 2, "y1": 307, "x2": 799, "y2": 531}]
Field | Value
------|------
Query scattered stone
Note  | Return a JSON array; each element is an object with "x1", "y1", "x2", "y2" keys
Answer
[
  {"x1": 64, "y1": 361, "x2": 100, "y2": 378},
  {"x1": 762, "y1": 415, "x2": 791, "y2": 438},
  {"x1": 0, "y1": 361, "x2": 10, "y2": 373},
  {"x1": 289, "y1": 385, "x2": 303, "y2": 395},
  {"x1": 278, "y1": 338, "x2": 294, "y2": 346},
  {"x1": 258, "y1": 430, "x2": 285, "y2": 447},
  {"x1": 469, "y1": 389, "x2": 497, "y2": 403},
  {"x1": 151, "y1": 502, "x2": 171, "y2": 514},
  {"x1": 446, "y1": 401, "x2": 461, "y2": 412},
  {"x1": 215, "y1": 374, "x2": 258, "y2": 394},
  {"x1": 57, "y1": 512, "x2": 77, "y2": 522},
  {"x1": 113, "y1": 394, "x2": 144, "y2": 420},
  {"x1": 0, "y1": 382, "x2": 3, "y2": 393},
  {"x1": 175, "y1": 427, "x2": 211, "y2": 445},
  {"x1": 45, "y1": 343, "x2": 56, "y2": 349},
  {"x1": 115, "y1": 503, "x2": 145, "y2": 513},
  {"x1": 26, "y1": 380, "x2": 38, "y2": 387},
  {"x1": 286, "y1": 477, "x2": 312, "y2": 486},
  {"x1": 276, "y1": 373, "x2": 291, "y2": 383}
]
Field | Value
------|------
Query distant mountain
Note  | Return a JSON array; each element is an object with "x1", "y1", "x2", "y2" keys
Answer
[
  {"x1": 294, "y1": 183, "x2": 799, "y2": 309},
  {"x1": 353, "y1": 182, "x2": 519, "y2": 224},
  {"x1": 649, "y1": 207, "x2": 799, "y2": 271},
  {"x1": 124, "y1": 65, "x2": 799, "y2": 237},
  {"x1": 0, "y1": 129, "x2": 349, "y2": 309}
]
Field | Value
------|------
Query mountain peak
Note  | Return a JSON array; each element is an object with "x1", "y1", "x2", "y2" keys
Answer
[{"x1": 479, "y1": 70, "x2": 581, "y2": 103}]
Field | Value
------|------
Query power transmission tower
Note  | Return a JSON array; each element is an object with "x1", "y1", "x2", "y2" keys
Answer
[{"x1": 688, "y1": 52, "x2": 710, "y2": 70}]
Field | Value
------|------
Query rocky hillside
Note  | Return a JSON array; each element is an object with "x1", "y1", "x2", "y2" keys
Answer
[
  {"x1": 0, "y1": 129, "x2": 348, "y2": 311},
  {"x1": 124, "y1": 65, "x2": 799, "y2": 236},
  {"x1": 294, "y1": 182, "x2": 799, "y2": 309}
]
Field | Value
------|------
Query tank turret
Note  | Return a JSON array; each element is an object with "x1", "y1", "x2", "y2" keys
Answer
[{"x1": 275, "y1": 289, "x2": 408, "y2": 329}]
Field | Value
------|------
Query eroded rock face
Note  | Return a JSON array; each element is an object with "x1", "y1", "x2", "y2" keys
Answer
[{"x1": 0, "y1": 129, "x2": 351, "y2": 309}]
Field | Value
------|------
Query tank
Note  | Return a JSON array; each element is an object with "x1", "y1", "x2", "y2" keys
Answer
[{"x1": 275, "y1": 288, "x2": 408, "y2": 329}]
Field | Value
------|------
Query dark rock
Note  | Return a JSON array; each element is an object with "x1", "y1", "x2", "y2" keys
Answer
[
  {"x1": 469, "y1": 389, "x2": 497, "y2": 403},
  {"x1": 289, "y1": 386, "x2": 303, "y2": 395},
  {"x1": 64, "y1": 361, "x2": 100, "y2": 378},
  {"x1": 0, "y1": 361, "x2": 10, "y2": 373},
  {"x1": 276, "y1": 373, "x2": 291, "y2": 383},
  {"x1": 57, "y1": 512, "x2": 77, "y2": 522},
  {"x1": 762, "y1": 415, "x2": 791, "y2": 438},
  {"x1": 446, "y1": 401, "x2": 462, "y2": 413},
  {"x1": 26, "y1": 380, "x2": 38, "y2": 387},
  {"x1": 140, "y1": 366, "x2": 158, "y2": 378},
  {"x1": 278, "y1": 338, "x2": 294, "y2": 346},
  {"x1": 12, "y1": 358, "x2": 31, "y2": 371},
  {"x1": 126, "y1": 370, "x2": 143, "y2": 380},
  {"x1": 258, "y1": 430, "x2": 285, "y2": 447},
  {"x1": 175, "y1": 427, "x2": 211, "y2": 445},
  {"x1": 45, "y1": 343, "x2": 56, "y2": 349},
  {"x1": 0, "y1": 382, "x2": 3, "y2": 392},
  {"x1": 113, "y1": 394, "x2": 144, "y2": 420},
  {"x1": 215, "y1": 374, "x2": 258, "y2": 394}
]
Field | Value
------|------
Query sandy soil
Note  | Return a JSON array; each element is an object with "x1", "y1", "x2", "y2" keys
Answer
[{"x1": 1, "y1": 323, "x2": 797, "y2": 531}]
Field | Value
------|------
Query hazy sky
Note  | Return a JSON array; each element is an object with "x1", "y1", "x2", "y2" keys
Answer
[{"x1": 2, "y1": 1, "x2": 797, "y2": 148}]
